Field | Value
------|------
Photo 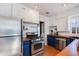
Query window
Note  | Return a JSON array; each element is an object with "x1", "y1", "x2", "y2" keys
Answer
[{"x1": 68, "y1": 15, "x2": 79, "y2": 35}]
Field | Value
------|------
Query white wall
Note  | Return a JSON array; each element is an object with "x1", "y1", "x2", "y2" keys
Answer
[
  {"x1": 39, "y1": 15, "x2": 49, "y2": 45},
  {"x1": 49, "y1": 6, "x2": 79, "y2": 34},
  {"x1": 49, "y1": 16, "x2": 68, "y2": 31}
]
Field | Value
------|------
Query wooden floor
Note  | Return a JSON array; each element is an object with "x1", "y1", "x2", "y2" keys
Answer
[
  {"x1": 43, "y1": 45, "x2": 60, "y2": 56},
  {"x1": 77, "y1": 48, "x2": 79, "y2": 55}
]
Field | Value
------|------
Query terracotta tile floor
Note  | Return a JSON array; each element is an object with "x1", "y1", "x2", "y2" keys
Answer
[{"x1": 43, "y1": 45, "x2": 60, "y2": 56}]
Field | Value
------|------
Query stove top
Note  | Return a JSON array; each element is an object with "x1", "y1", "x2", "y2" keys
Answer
[{"x1": 31, "y1": 38, "x2": 44, "y2": 42}]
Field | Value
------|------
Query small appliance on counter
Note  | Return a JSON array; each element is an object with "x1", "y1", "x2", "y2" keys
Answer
[{"x1": 49, "y1": 26, "x2": 58, "y2": 35}]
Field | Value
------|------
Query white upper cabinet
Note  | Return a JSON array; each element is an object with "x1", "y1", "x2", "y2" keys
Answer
[
  {"x1": 12, "y1": 4, "x2": 39, "y2": 24},
  {"x1": 24, "y1": 7, "x2": 39, "y2": 23},
  {"x1": 0, "y1": 3, "x2": 11, "y2": 17},
  {"x1": 12, "y1": 3, "x2": 26, "y2": 19},
  {"x1": 0, "y1": 3, "x2": 39, "y2": 24}
]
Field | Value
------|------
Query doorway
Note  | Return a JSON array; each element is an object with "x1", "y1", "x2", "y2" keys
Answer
[{"x1": 40, "y1": 21, "x2": 45, "y2": 38}]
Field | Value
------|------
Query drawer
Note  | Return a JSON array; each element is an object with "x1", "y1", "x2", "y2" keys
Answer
[{"x1": 23, "y1": 41, "x2": 30, "y2": 45}]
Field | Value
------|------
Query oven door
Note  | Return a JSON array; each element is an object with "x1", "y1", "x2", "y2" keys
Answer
[{"x1": 31, "y1": 40, "x2": 44, "y2": 55}]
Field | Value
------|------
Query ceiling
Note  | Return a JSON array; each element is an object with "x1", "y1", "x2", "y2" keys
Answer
[{"x1": 24, "y1": 3, "x2": 79, "y2": 16}]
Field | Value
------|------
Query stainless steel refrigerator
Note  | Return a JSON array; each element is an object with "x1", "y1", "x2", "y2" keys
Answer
[{"x1": 0, "y1": 17, "x2": 21, "y2": 56}]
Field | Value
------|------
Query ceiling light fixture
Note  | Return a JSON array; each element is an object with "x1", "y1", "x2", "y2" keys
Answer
[
  {"x1": 34, "y1": 4, "x2": 39, "y2": 8},
  {"x1": 62, "y1": 3, "x2": 67, "y2": 7}
]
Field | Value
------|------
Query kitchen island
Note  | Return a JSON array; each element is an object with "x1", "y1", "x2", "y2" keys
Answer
[
  {"x1": 57, "y1": 39, "x2": 79, "y2": 56},
  {"x1": 48, "y1": 34, "x2": 76, "y2": 39},
  {"x1": 47, "y1": 34, "x2": 79, "y2": 56},
  {"x1": 47, "y1": 34, "x2": 75, "y2": 50}
]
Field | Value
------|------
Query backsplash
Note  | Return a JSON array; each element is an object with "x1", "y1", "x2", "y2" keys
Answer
[{"x1": 23, "y1": 22, "x2": 38, "y2": 37}]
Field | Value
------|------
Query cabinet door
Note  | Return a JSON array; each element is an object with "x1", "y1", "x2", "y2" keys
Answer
[
  {"x1": 47, "y1": 36, "x2": 56, "y2": 47},
  {"x1": 12, "y1": 4, "x2": 39, "y2": 23},
  {"x1": 66, "y1": 39, "x2": 70, "y2": 46},
  {"x1": 0, "y1": 3, "x2": 11, "y2": 16},
  {"x1": 66, "y1": 39, "x2": 74, "y2": 46},
  {"x1": 32, "y1": 10, "x2": 39, "y2": 23},
  {"x1": 12, "y1": 3, "x2": 26, "y2": 19},
  {"x1": 24, "y1": 7, "x2": 39, "y2": 24},
  {"x1": 23, "y1": 41, "x2": 30, "y2": 56}
]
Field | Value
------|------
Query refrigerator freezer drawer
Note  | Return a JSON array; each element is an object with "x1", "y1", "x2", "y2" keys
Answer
[{"x1": 0, "y1": 36, "x2": 21, "y2": 56}]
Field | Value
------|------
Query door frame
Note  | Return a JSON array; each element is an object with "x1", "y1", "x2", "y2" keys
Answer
[{"x1": 40, "y1": 21, "x2": 45, "y2": 38}]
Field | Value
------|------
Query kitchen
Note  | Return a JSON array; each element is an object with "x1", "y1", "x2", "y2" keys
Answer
[{"x1": 0, "y1": 3, "x2": 79, "y2": 56}]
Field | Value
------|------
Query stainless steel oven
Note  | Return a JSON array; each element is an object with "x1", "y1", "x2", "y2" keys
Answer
[{"x1": 31, "y1": 39, "x2": 44, "y2": 56}]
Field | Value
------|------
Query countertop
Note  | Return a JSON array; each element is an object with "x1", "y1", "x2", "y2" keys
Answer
[
  {"x1": 56, "y1": 39, "x2": 79, "y2": 56},
  {"x1": 23, "y1": 37, "x2": 31, "y2": 41},
  {"x1": 48, "y1": 34, "x2": 79, "y2": 39}
]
